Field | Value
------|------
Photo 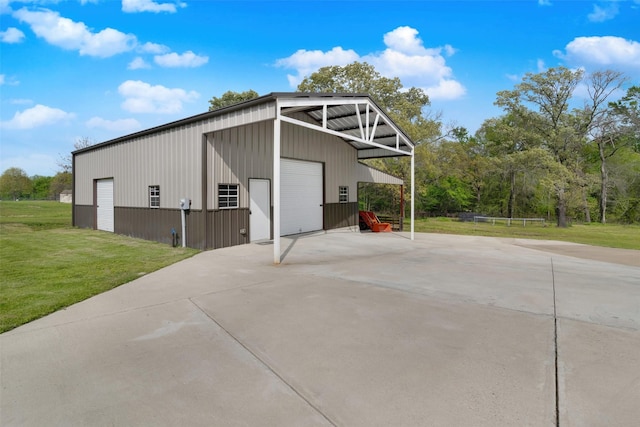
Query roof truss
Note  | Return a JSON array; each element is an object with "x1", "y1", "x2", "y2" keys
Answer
[{"x1": 277, "y1": 97, "x2": 414, "y2": 159}]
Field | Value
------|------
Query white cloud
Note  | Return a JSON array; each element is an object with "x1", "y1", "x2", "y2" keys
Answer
[
  {"x1": 537, "y1": 59, "x2": 546, "y2": 72},
  {"x1": 422, "y1": 79, "x2": 466, "y2": 101},
  {"x1": 538, "y1": 0, "x2": 552, "y2": 5},
  {"x1": 86, "y1": 116, "x2": 141, "y2": 132},
  {"x1": 154, "y1": 50, "x2": 208, "y2": 68},
  {"x1": 138, "y1": 41, "x2": 169, "y2": 54},
  {"x1": 12, "y1": 7, "x2": 136, "y2": 57},
  {"x1": 588, "y1": 2, "x2": 619, "y2": 22},
  {"x1": 122, "y1": 0, "x2": 187, "y2": 13},
  {"x1": 275, "y1": 47, "x2": 359, "y2": 87},
  {"x1": 118, "y1": 80, "x2": 199, "y2": 114},
  {"x1": 0, "y1": 104, "x2": 75, "y2": 129},
  {"x1": 0, "y1": 27, "x2": 25, "y2": 43},
  {"x1": 554, "y1": 36, "x2": 640, "y2": 70},
  {"x1": 128, "y1": 56, "x2": 151, "y2": 69},
  {"x1": 275, "y1": 26, "x2": 465, "y2": 100}
]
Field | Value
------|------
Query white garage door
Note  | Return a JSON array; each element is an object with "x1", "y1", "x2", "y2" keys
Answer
[
  {"x1": 280, "y1": 159, "x2": 323, "y2": 236},
  {"x1": 96, "y1": 178, "x2": 114, "y2": 232}
]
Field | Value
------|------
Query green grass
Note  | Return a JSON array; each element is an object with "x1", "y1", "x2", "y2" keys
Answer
[
  {"x1": 408, "y1": 217, "x2": 640, "y2": 250},
  {"x1": 0, "y1": 201, "x2": 198, "y2": 333}
]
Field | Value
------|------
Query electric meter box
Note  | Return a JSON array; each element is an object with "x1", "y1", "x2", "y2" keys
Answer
[{"x1": 179, "y1": 198, "x2": 191, "y2": 210}]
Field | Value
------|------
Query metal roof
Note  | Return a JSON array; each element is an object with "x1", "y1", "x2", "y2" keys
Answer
[{"x1": 73, "y1": 92, "x2": 414, "y2": 159}]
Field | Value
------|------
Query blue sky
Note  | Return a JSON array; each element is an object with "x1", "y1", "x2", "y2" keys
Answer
[{"x1": 1, "y1": 0, "x2": 639, "y2": 177}]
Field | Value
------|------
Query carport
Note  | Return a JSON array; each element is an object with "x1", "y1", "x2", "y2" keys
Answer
[{"x1": 273, "y1": 94, "x2": 415, "y2": 263}]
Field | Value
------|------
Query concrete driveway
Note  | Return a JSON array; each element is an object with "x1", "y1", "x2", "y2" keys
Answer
[{"x1": 2, "y1": 231, "x2": 639, "y2": 426}]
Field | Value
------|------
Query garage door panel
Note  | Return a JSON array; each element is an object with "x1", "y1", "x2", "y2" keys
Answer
[{"x1": 281, "y1": 159, "x2": 322, "y2": 236}]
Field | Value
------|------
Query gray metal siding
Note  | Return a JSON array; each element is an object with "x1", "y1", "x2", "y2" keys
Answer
[
  {"x1": 324, "y1": 202, "x2": 358, "y2": 230},
  {"x1": 75, "y1": 127, "x2": 201, "y2": 209},
  {"x1": 74, "y1": 119, "x2": 237, "y2": 211},
  {"x1": 357, "y1": 163, "x2": 404, "y2": 185},
  {"x1": 210, "y1": 209, "x2": 250, "y2": 249},
  {"x1": 209, "y1": 114, "x2": 359, "y2": 211},
  {"x1": 114, "y1": 207, "x2": 206, "y2": 248}
]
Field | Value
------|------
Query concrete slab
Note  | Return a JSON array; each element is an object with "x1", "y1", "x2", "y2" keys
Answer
[
  {"x1": 193, "y1": 276, "x2": 556, "y2": 426},
  {"x1": 2, "y1": 231, "x2": 639, "y2": 426},
  {"x1": 558, "y1": 320, "x2": 640, "y2": 427},
  {"x1": 1, "y1": 299, "x2": 330, "y2": 426}
]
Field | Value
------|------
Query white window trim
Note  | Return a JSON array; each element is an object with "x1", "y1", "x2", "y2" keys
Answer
[
  {"x1": 149, "y1": 185, "x2": 160, "y2": 209},
  {"x1": 339, "y1": 186, "x2": 349, "y2": 203},
  {"x1": 219, "y1": 183, "x2": 239, "y2": 209}
]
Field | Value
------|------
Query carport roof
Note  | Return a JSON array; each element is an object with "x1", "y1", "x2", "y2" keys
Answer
[{"x1": 272, "y1": 93, "x2": 415, "y2": 159}]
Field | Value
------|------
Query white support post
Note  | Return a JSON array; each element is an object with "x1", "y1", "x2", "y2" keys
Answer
[
  {"x1": 411, "y1": 148, "x2": 415, "y2": 241},
  {"x1": 273, "y1": 105, "x2": 281, "y2": 264}
]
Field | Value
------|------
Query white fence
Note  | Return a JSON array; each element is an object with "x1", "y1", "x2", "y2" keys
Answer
[{"x1": 473, "y1": 216, "x2": 546, "y2": 227}]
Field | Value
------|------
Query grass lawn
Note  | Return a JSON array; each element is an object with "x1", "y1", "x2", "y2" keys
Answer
[
  {"x1": 0, "y1": 201, "x2": 198, "y2": 333},
  {"x1": 409, "y1": 217, "x2": 640, "y2": 250}
]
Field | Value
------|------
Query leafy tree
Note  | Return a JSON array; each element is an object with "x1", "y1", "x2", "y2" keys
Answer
[
  {"x1": 31, "y1": 175, "x2": 53, "y2": 200},
  {"x1": 579, "y1": 71, "x2": 628, "y2": 223},
  {"x1": 208, "y1": 89, "x2": 259, "y2": 111},
  {"x1": 495, "y1": 67, "x2": 585, "y2": 227},
  {"x1": 476, "y1": 114, "x2": 543, "y2": 217},
  {"x1": 0, "y1": 167, "x2": 32, "y2": 200}
]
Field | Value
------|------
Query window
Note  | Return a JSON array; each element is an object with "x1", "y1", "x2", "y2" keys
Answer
[
  {"x1": 149, "y1": 185, "x2": 160, "y2": 208},
  {"x1": 339, "y1": 186, "x2": 349, "y2": 203},
  {"x1": 219, "y1": 184, "x2": 239, "y2": 209}
]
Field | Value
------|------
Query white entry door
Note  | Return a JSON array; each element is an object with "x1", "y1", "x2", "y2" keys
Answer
[
  {"x1": 96, "y1": 178, "x2": 114, "y2": 232},
  {"x1": 249, "y1": 179, "x2": 270, "y2": 242},
  {"x1": 280, "y1": 159, "x2": 323, "y2": 236}
]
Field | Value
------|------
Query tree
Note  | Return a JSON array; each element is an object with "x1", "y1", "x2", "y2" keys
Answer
[
  {"x1": 31, "y1": 175, "x2": 53, "y2": 200},
  {"x1": 495, "y1": 67, "x2": 585, "y2": 227},
  {"x1": 0, "y1": 167, "x2": 32, "y2": 200},
  {"x1": 610, "y1": 85, "x2": 640, "y2": 154},
  {"x1": 580, "y1": 71, "x2": 628, "y2": 223},
  {"x1": 58, "y1": 137, "x2": 95, "y2": 173},
  {"x1": 208, "y1": 90, "x2": 259, "y2": 111}
]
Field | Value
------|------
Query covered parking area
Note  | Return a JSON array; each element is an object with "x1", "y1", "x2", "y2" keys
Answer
[{"x1": 273, "y1": 94, "x2": 415, "y2": 263}]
